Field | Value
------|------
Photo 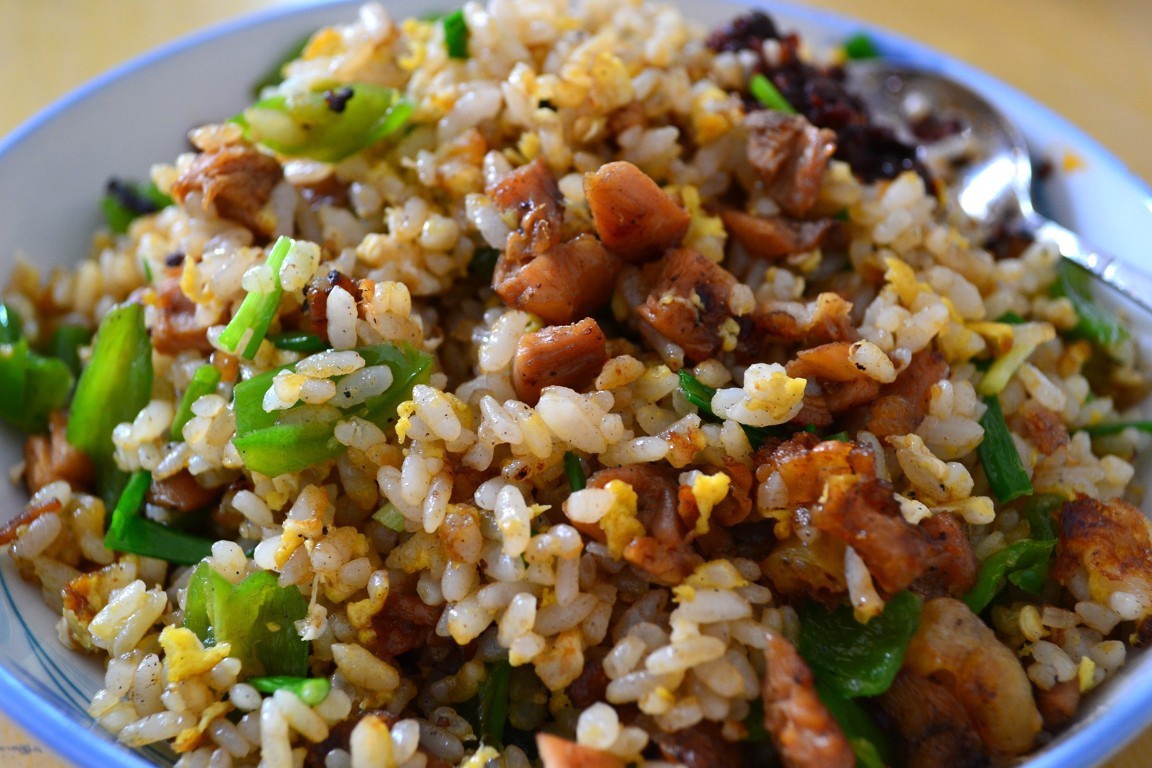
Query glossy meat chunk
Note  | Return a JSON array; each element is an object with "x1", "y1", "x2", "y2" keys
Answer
[
  {"x1": 512, "y1": 318, "x2": 609, "y2": 404},
  {"x1": 585, "y1": 161, "x2": 690, "y2": 262}
]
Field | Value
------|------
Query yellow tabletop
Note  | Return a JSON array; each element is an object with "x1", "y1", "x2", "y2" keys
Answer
[{"x1": 0, "y1": 1, "x2": 1150, "y2": 767}]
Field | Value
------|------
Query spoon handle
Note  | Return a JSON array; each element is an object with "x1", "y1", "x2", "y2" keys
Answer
[{"x1": 1030, "y1": 217, "x2": 1152, "y2": 317}]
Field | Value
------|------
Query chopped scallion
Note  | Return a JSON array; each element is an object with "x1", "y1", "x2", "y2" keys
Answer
[
  {"x1": 443, "y1": 9, "x2": 470, "y2": 60},
  {"x1": 1082, "y1": 420, "x2": 1152, "y2": 436},
  {"x1": 1053, "y1": 260, "x2": 1130, "y2": 355},
  {"x1": 48, "y1": 324, "x2": 92, "y2": 379},
  {"x1": 478, "y1": 660, "x2": 512, "y2": 748},
  {"x1": 468, "y1": 246, "x2": 501, "y2": 282},
  {"x1": 749, "y1": 73, "x2": 797, "y2": 114},
  {"x1": 0, "y1": 303, "x2": 22, "y2": 343},
  {"x1": 103, "y1": 471, "x2": 215, "y2": 565},
  {"x1": 676, "y1": 369, "x2": 776, "y2": 447},
  {"x1": 564, "y1": 451, "x2": 586, "y2": 492},
  {"x1": 373, "y1": 503, "x2": 406, "y2": 532},
  {"x1": 977, "y1": 395, "x2": 1033, "y2": 504},
  {"x1": 217, "y1": 236, "x2": 294, "y2": 359},
  {"x1": 67, "y1": 303, "x2": 153, "y2": 504},
  {"x1": 184, "y1": 562, "x2": 309, "y2": 677},
  {"x1": 171, "y1": 364, "x2": 222, "y2": 441},
  {"x1": 249, "y1": 676, "x2": 331, "y2": 705},
  {"x1": 842, "y1": 32, "x2": 879, "y2": 61},
  {"x1": 235, "y1": 83, "x2": 413, "y2": 163},
  {"x1": 231, "y1": 342, "x2": 433, "y2": 477},
  {"x1": 269, "y1": 331, "x2": 330, "y2": 353}
]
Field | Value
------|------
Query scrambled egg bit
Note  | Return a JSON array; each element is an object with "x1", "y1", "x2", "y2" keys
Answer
[
  {"x1": 160, "y1": 626, "x2": 232, "y2": 683},
  {"x1": 689, "y1": 471, "x2": 730, "y2": 536},
  {"x1": 599, "y1": 480, "x2": 645, "y2": 558},
  {"x1": 742, "y1": 363, "x2": 807, "y2": 426}
]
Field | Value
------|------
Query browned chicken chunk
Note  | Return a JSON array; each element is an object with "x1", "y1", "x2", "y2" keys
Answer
[
  {"x1": 171, "y1": 145, "x2": 284, "y2": 238},
  {"x1": 585, "y1": 464, "x2": 702, "y2": 585},
  {"x1": 494, "y1": 234, "x2": 620, "y2": 325},
  {"x1": 585, "y1": 161, "x2": 690, "y2": 262},
  {"x1": 628, "y1": 248, "x2": 742, "y2": 363},
  {"x1": 762, "y1": 632, "x2": 855, "y2": 768},
  {"x1": 721, "y1": 209, "x2": 833, "y2": 260},
  {"x1": 745, "y1": 110, "x2": 837, "y2": 218},
  {"x1": 152, "y1": 277, "x2": 214, "y2": 356},
  {"x1": 537, "y1": 733, "x2": 624, "y2": 768},
  {"x1": 511, "y1": 318, "x2": 609, "y2": 404},
  {"x1": 912, "y1": 512, "x2": 978, "y2": 598},
  {"x1": 23, "y1": 411, "x2": 94, "y2": 495},
  {"x1": 812, "y1": 473, "x2": 932, "y2": 594},
  {"x1": 489, "y1": 157, "x2": 565, "y2": 260},
  {"x1": 1035, "y1": 678, "x2": 1080, "y2": 732},
  {"x1": 1015, "y1": 401, "x2": 1070, "y2": 455},
  {"x1": 147, "y1": 470, "x2": 221, "y2": 513},
  {"x1": 745, "y1": 292, "x2": 857, "y2": 354},
  {"x1": 488, "y1": 159, "x2": 621, "y2": 324},
  {"x1": 861, "y1": 350, "x2": 948, "y2": 439},
  {"x1": 650, "y1": 722, "x2": 747, "y2": 768},
  {"x1": 1054, "y1": 495, "x2": 1152, "y2": 615},
  {"x1": 903, "y1": 597, "x2": 1042, "y2": 756},
  {"x1": 878, "y1": 670, "x2": 990, "y2": 768}
]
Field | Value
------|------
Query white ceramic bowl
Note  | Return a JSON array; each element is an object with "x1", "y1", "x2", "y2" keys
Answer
[{"x1": 1, "y1": 2, "x2": 1151, "y2": 766}]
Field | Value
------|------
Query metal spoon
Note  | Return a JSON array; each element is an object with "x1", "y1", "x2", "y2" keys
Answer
[{"x1": 845, "y1": 59, "x2": 1152, "y2": 314}]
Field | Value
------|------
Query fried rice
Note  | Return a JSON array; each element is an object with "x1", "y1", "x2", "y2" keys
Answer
[{"x1": 3, "y1": 1, "x2": 1152, "y2": 767}]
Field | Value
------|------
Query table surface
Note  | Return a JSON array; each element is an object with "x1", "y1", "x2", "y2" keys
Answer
[{"x1": 0, "y1": 1, "x2": 1149, "y2": 767}]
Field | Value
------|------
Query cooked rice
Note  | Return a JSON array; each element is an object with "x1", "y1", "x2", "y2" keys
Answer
[{"x1": 3, "y1": 0, "x2": 1152, "y2": 766}]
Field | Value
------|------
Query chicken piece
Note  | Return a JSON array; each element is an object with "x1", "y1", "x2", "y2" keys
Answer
[
  {"x1": 489, "y1": 160, "x2": 621, "y2": 323},
  {"x1": 1015, "y1": 401, "x2": 1070, "y2": 455},
  {"x1": 877, "y1": 670, "x2": 989, "y2": 768},
  {"x1": 754, "y1": 433, "x2": 876, "y2": 507},
  {"x1": 151, "y1": 277, "x2": 214, "y2": 356},
  {"x1": 745, "y1": 110, "x2": 837, "y2": 218},
  {"x1": 0, "y1": 495, "x2": 63, "y2": 546},
  {"x1": 1035, "y1": 678, "x2": 1080, "y2": 732},
  {"x1": 538, "y1": 733, "x2": 625, "y2": 768},
  {"x1": 903, "y1": 597, "x2": 1042, "y2": 756},
  {"x1": 745, "y1": 293, "x2": 856, "y2": 353},
  {"x1": 785, "y1": 342, "x2": 869, "y2": 382},
  {"x1": 23, "y1": 411, "x2": 94, "y2": 495},
  {"x1": 587, "y1": 465, "x2": 702, "y2": 585},
  {"x1": 494, "y1": 234, "x2": 621, "y2": 325},
  {"x1": 147, "y1": 470, "x2": 221, "y2": 513},
  {"x1": 762, "y1": 632, "x2": 855, "y2": 768},
  {"x1": 811, "y1": 473, "x2": 932, "y2": 594},
  {"x1": 370, "y1": 592, "x2": 443, "y2": 658},
  {"x1": 585, "y1": 161, "x2": 691, "y2": 262},
  {"x1": 1053, "y1": 495, "x2": 1152, "y2": 617},
  {"x1": 171, "y1": 145, "x2": 284, "y2": 238},
  {"x1": 721, "y1": 209, "x2": 833, "y2": 260},
  {"x1": 489, "y1": 157, "x2": 565, "y2": 261},
  {"x1": 912, "y1": 512, "x2": 978, "y2": 598},
  {"x1": 822, "y1": 377, "x2": 881, "y2": 414},
  {"x1": 566, "y1": 653, "x2": 609, "y2": 709},
  {"x1": 650, "y1": 721, "x2": 747, "y2": 768},
  {"x1": 761, "y1": 534, "x2": 846, "y2": 602},
  {"x1": 861, "y1": 350, "x2": 948, "y2": 439},
  {"x1": 302, "y1": 269, "x2": 363, "y2": 344},
  {"x1": 511, "y1": 318, "x2": 609, "y2": 404},
  {"x1": 294, "y1": 173, "x2": 350, "y2": 210},
  {"x1": 630, "y1": 248, "x2": 742, "y2": 363}
]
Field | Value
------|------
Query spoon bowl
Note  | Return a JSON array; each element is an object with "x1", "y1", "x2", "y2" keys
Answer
[{"x1": 846, "y1": 60, "x2": 1152, "y2": 314}]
